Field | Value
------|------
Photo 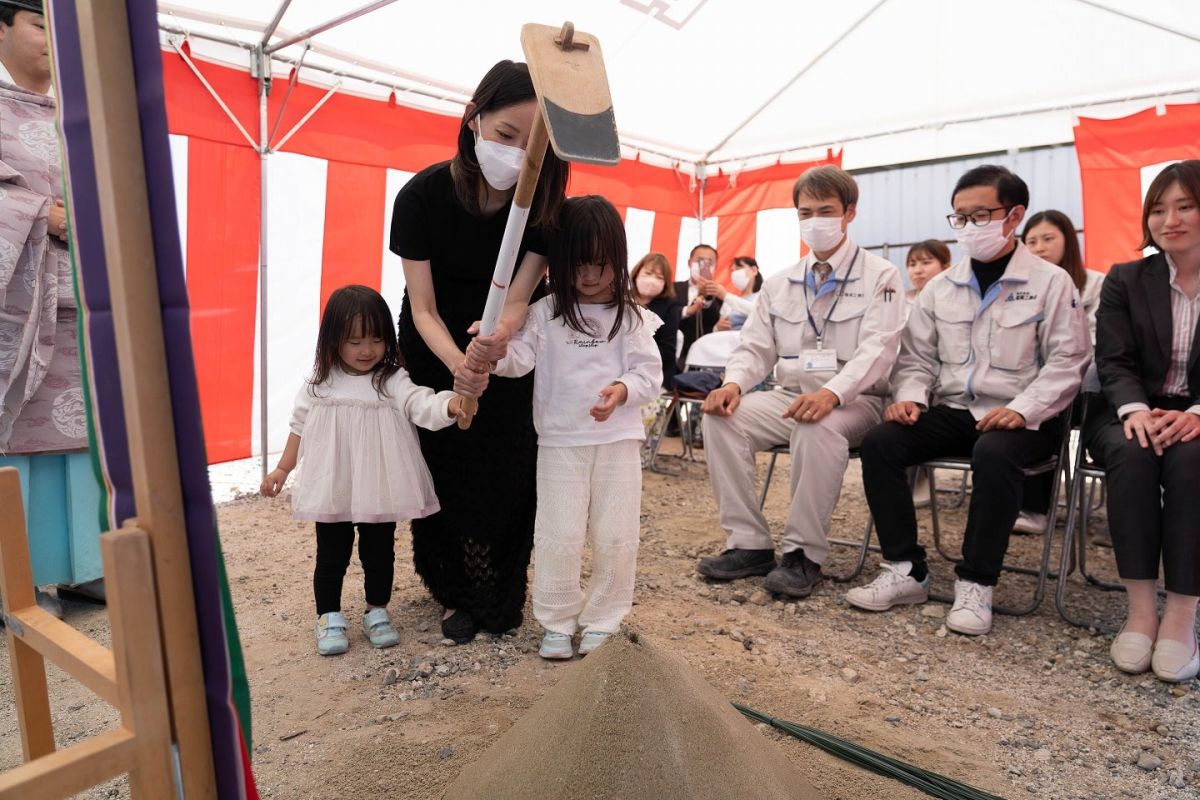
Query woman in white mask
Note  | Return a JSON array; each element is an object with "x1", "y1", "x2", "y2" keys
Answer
[
  {"x1": 630, "y1": 252, "x2": 681, "y2": 389},
  {"x1": 704, "y1": 256, "x2": 762, "y2": 332},
  {"x1": 388, "y1": 61, "x2": 569, "y2": 645}
]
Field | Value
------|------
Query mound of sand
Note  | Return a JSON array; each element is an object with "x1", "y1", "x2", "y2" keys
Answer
[{"x1": 443, "y1": 630, "x2": 823, "y2": 800}]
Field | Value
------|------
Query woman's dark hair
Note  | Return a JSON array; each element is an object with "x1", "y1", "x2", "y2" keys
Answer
[
  {"x1": 631, "y1": 252, "x2": 676, "y2": 300},
  {"x1": 450, "y1": 60, "x2": 568, "y2": 230},
  {"x1": 1140, "y1": 160, "x2": 1200, "y2": 251},
  {"x1": 733, "y1": 255, "x2": 763, "y2": 291},
  {"x1": 311, "y1": 285, "x2": 401, "y2": 397},
  {"x1": 1022, "y1": 210, "x2": 1086, "y2": 291},
  {"x1": 906, "y1": 239, "x2": 953, "y2": 268},
  {"x1": 547, "y1": 196, "x2": 634, "y2": 341}
]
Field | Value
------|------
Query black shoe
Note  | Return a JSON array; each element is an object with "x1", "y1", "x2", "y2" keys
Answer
[
  {"x1": 697, "y1": 548, "x2": 777, "y2": 580},
  {"x1": 441, "y1": 610, "x2": 477, "y2": 644},
  {"x1": 57, "y1": 579, "x2": 107, "y2": 605},
  {"x1": 762, "y1": 550, "x2": 823, "y2": 598}
]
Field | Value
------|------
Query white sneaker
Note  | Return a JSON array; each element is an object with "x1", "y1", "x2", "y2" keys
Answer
[
  {"x1": 315, "y1": 612, "x2": 349, "y2": 656},
  {"x1": 538, "y1": 630, "x2": 574, "y2": 660},
  {"x1": 946, "y1": 580, "x2": 993, "y2": 635},
  {"x1": 578, "y1": 630, "x2": 611, "y2": 655},
  {"x1": 845, "y1": 562, "x2": 930, "y2": 612},
  {"x1": 1012, "y1": 512, "x2": 1046, "y2": 535}
]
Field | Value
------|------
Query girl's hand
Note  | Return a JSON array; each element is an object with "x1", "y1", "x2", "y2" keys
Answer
[
  {"x1": 453, "y1": 357, "x2": 490, "y2": 398},
  {"x1": 260, "y1": 468, "x2": 290, "y2": 497},
  {"x1": 447, "y1": 394, "x2": 467, "y2": 421},
  {"x1": 590, "y1": 382, "x2": 628, "y2": 422},
  {"x1": 464, "y1": 320, "x2": 511, "y2": 370}
]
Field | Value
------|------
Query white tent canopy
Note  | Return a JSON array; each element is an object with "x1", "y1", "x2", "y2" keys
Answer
[{"x1": 158, "y1": 0, "x2": 1200, "y2": 172}]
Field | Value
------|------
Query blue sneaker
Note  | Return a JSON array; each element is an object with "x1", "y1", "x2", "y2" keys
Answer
[
  {"x1": 538, "y1": 630, "x2": 573, "y2": 660},
  {"x1": 315, "y1": 612, "x2": 349, "y2": 656},
  {"x1": 362, "y1": 607, "x2": 400, "y2": 649}
]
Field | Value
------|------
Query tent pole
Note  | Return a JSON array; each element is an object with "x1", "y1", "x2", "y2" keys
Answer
[
  {"x1": 696, "y1": 162, "x2": 706, "y2": 245},
  {"x1": 261, "y1": 0, "x2": 293, "y2": 46},
  {"x1": 257, "y1": 45, "x2": 270, "y2": 480},
  {"x1": 264, "y1": 0, "x2": 398, "y2": 55}
]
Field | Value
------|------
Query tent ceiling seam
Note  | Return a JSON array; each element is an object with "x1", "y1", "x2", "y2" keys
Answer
[
  {"x1": 701, "y1": 0, "x2": 889, "y2": 162},
  {"x1": 706, "y1": 84, "x2": 1200, "y2": 169},
  {"x1": 1067, "y1": 0, "x2": 1200, "y2": 46}
]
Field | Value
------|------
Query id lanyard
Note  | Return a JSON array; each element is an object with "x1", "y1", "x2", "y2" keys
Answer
[{"x1": 801, "y1": 246, "x2": 860, "y2": 349}]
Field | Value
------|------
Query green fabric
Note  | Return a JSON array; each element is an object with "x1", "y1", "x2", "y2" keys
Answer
[
  {"x1": 216, "y1": 523, "x2": 253, "y2": 748},
  {"x1": 735, "y1": 704, "x2": 1004, "y2": 800}
]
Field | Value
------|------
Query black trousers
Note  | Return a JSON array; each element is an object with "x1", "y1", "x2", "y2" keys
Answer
[
  {"x1": 314, "y1": 521, "x2": 397, "y2": 615},
  {"x1": 1084, "y1": 397, "x2": 1200, "y2": 596},
  {"x1": 861, "y1": 405, "x2": 1061, "y2": 586}
]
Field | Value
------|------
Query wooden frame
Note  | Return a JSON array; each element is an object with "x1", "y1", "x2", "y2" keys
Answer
[
  {"x1": 0, "y1": 468, "x2": 175, "y2": 798},
  {"x1": 70, "y1": 0, "x2": 219, "y2": 795}
]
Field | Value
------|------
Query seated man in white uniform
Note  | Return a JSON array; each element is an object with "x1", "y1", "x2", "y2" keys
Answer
[{"x1": 697, "y1": 166, "x2": 906, "y2": 599}]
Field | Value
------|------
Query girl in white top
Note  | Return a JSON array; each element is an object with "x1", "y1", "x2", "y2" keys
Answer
[
  {"x1": 261, "y1": 285, "x2": 463, "y2": 656},
  {"x1": 474, "y1": 196, "x2": 663, "y2": 659}
]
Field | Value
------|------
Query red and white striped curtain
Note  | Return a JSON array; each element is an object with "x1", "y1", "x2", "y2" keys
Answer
[{"x1": 162, "y1": 50, "x2": 839, "y2": 462}]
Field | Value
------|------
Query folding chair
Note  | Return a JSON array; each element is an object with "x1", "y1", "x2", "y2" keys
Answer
[
  {"x1": 757, "y1": 444, "x2": 875, "y2": 582},
  {"x1": 1054, "y1": 393, "x2": 1129, "y2": 633},
  {"x1": 921, "y1": 407, "x2": 1075, "y2": 616}
]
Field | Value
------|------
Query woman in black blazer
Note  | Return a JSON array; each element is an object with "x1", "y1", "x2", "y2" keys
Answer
[
  {"x1": 1086, "y1": 160, "x2": 1200, "y2": 683},
  {"x1": 631, "y1": 253, "x2": 682, "y2": 391}
]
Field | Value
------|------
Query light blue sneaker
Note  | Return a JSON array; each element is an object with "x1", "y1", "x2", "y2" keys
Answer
[
  {"x1": 315, "y1": 612, "x2": 349, "y2": 656},
  {"x1": 538, "y1": 630, "x2": 573, "y2": 660},
  {"x1": 578, "y1": 630, "x2": 612, "y2": 655},
  {"x1": 362, "y1": 607, "x2": 400, "y2": 649}
]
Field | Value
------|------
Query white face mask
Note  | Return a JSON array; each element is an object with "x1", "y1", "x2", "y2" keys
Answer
[
  {"x1": 799, "y1": 216, "x2": 845, "y2": 253},
  {"x1": 731, "y1": 268, "x2": 751, "y2": 291},
  {"x1": 689, "y1": 263, "x2": 702, "y2": 281},
  {"x1": 955, "y1": 215, "x2": 1012, "y2": 262},
  {"x1": 473, "y1": 114, "x2": 525, "y2": 191},
  {"x1": 636, "y1": 273, "x2": 666, "y2": 298}
]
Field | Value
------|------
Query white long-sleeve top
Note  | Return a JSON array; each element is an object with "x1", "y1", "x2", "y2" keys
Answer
[
  {"x1": 289, "y1": 366, "x2": 457, "y2": 435},
  {"x1": 494, "y1": 297, "x2": 663, "y2": 447}
]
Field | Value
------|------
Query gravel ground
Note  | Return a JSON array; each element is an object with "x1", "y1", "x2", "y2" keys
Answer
[{"x1": 2, "y1": 442, "x2": 1197, "y2": 799}]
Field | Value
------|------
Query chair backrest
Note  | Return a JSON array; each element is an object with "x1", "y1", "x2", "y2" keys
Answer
[{"x1": 683, "y1": 330, "x2": 741, "y2": 370}]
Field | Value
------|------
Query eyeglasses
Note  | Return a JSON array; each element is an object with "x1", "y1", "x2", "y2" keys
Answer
[{"x1": 946, "y1": 206, "x2": 1013, "y2": 230}]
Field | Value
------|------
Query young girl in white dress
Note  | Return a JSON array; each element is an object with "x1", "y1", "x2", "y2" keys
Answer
[
  {"x1": 468, "y1": 196, "x2": 663, "y2": 659},
  {"x1": 261, "y1": 285, "x2": 463, "y2": 655}
]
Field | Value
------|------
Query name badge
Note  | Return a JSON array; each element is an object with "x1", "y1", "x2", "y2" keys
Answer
[{"x1": 803, "y1": 349, "x2": 838, "y2": 371}]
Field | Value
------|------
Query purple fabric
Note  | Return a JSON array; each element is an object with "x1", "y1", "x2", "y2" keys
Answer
[
  {"x1": 48, "y1": 1, "x2": 134, "y2": 527},
  {"x1": 50, "y1": 1, "x2": 247, "y2": 796}
]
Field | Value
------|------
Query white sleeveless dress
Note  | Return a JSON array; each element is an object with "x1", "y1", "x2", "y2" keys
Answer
[{"x1": 289, "y1": 367, "x2": 456, "y2": 523}]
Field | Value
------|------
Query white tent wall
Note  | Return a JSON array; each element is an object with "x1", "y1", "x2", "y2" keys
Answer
[{"x1": 157, "y1": 1, "x2": 1200, "y2": 170}]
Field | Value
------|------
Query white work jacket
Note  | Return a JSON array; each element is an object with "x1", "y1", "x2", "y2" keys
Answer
[
  {"x1": 725, "y1": 240, "x2": 906, "y2": 403},
  {"x1": 892, "y1": 242, "x2": 1090, "y2": 430}
]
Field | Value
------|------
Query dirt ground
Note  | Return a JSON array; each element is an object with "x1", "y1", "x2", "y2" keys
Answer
[{"x1": 2, "y1": 443, "x2": 1198, "y2": 799}]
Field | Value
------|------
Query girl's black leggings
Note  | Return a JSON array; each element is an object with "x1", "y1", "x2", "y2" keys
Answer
[{"x1": 314, "y1": 521, "x2": 396, "y2": 616}]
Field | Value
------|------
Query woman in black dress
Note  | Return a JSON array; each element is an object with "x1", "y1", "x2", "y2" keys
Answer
[{"x1": 389, "y1": 61, "x2": 568, "y2": 642}]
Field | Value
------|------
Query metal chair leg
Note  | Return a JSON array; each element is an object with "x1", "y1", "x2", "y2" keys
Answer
[
  {"x1": 758, "y1": 451, "x2": 779, "y2": 511},
  {"x1": 829, "y1": 514, "x2": 875, "y2": 583}
]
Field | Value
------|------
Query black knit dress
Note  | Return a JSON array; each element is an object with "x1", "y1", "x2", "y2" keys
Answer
[{"x1": 389, "y1": 162, "x2": 542, "y2": 633}]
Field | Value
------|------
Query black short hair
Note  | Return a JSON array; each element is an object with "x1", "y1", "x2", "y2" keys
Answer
[
  {"x1": 689, "y1": 243, "x2": 717, "y2": 261},
  {"x1": 951, "y1": 164, "x2": 1029, "y2": 209},
  {"x1": 0, "y1": 9, "x2": 17, "y2": 26}
]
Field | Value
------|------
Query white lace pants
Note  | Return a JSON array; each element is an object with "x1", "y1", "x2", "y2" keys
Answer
[{"x1": 533, "y1": 440, "x2": 641, "y2": 635}]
